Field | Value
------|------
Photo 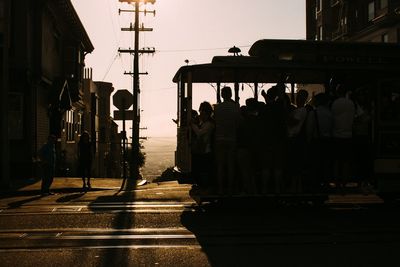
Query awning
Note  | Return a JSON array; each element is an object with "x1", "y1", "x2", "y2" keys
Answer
[{"x1": 50, "y1": 78, "x2": 72, "y2": 112}]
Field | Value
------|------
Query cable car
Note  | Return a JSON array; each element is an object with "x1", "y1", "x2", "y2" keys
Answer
[{"x1": 172, "y1": 39, "x2": 400, "y2": 204}]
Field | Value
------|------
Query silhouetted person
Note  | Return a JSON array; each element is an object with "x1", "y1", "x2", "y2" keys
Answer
[
  {"x1": 236, "y1": 98, "x2": 260, "y2": 194},
  {"x1": 287, "y1": 89, "x2": 310, "y2": 192},
  {"x1": 78, "y1": 131, "x2": 93, "y2": 191},
  {"x1": 259, "y1": 86, "x2": 288, "y2": 194},
  {"x1": 331, "y1": 84, "x2": 355, "y2": 192},
  {"x1": 306, "y1": 92, "x2": 333, "y2": 190},
  {"x1": 38, "y1": 134, "x2": 57, "y2": 196},
  {"x1": 214, "y1": 86, "x2": 240, "y2": 195},
  {"x1": 352, "y1": 88, "x2": 373, "y2": 193},
  {"x1": 191, "y1": 102, "x2": 215, "y2": 190}
]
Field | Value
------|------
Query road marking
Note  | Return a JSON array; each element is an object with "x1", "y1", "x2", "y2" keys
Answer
[
  {"x1": 52, "y1": 207, "x2": 83, "y2": 212},
  {"x1": 90, "y1": 203, "x2": 189, "y2": 208},
  {"x1": 19, "y1": 233, "x2": 28, "y2": 238},
  {"x1": 58, "y1": 234, "x2": 196, "y2": 240},
  {"x1": 0, "y1": 209, "x2": 191, "y2": 216},
  {"x1": 0, "y1": 202, "x2": 197, "y2": 215},
  {"x1": 0, "y1": 244, "x2": 203, "y2": 252},
  {"x1": 0, "y1": 227, "x2": 190, "y2": 234},
  {"x1": 90, "y1": 202, "x2": 195, "y2": 205}
]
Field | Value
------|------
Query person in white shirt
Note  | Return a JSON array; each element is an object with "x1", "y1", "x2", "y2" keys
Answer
[{"x1": 331, "y1": 85, "x2": 355, "y2": 192}]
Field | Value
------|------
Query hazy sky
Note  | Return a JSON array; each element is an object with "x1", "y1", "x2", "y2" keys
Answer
[{"x1": 71, "y1": 0, "x2": 306, "y2": 137}]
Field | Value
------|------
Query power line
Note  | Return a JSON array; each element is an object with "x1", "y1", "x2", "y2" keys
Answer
[
  {"x1": 102, "y1": 53, "x2": 120, "y2": 81},
  {"x1": 106, "y1": 0, "x2": 120, "y2": 50},
  {"x1": 156, "y1": 45, "x2": 251, "y2": 53},
  {"x1": 146, "y1": 86, "x2": 175, "y2": 92}
]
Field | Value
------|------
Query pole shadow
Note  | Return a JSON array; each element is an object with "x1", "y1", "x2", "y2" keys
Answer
[
  {"x1": 88, "y1": 178, "x2": 138, "y2": 267},
  {"x1": 7, "y1": 195, "x2": 44, "y2": 209}
]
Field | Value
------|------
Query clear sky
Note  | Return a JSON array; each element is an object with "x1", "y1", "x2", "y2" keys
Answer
[{"x1": 71, "y1": 0, "x2": 306, "y2": 137}]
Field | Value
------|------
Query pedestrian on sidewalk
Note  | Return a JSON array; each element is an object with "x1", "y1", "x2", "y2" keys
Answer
[
  {"x1": 78, "y1": 131, "x2": 93, "y2": 191},
  {"x1": 38, "y1": 134, "x2": 57, "y2": 196}
]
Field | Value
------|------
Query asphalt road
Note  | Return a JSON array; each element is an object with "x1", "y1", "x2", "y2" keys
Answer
[{"x1": 0, "y1": 179, "x2": 399, "y2": 267}]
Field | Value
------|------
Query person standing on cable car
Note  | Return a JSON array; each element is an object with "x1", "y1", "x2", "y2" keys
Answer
[
  {"x1": 214, "y1": 86, "x2": 240, "y2": 195},
  {"x1": 331, "y1": 84, "x2": 355, "y2": 193},
  {"x1": 191, "y1": 102, "x2": 215, "y2": 192}
]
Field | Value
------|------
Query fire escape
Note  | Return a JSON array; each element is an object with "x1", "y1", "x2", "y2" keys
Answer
[{"x1": 332, "y1": 0, "x2": 349, "y2": 41}]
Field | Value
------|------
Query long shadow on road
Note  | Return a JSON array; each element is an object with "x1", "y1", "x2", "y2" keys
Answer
[
  {"x1": 88, "y1": 179, "x2": 137, "y2": 267},
  {"x1": 180, "y1": 199, "x2": 400, "y2": 267}
]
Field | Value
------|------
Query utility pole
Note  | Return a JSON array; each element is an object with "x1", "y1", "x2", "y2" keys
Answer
[{"x1": 118, "y1": 0, "x2": 155, "y2": 180}]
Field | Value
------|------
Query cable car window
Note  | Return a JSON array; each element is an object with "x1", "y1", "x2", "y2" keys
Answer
[{"x1": 380, "y1": 81, "x2": 400, "y2": 122}]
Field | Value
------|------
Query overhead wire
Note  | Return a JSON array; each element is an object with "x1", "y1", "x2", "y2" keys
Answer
[
  {"x1": 101, "y1": 0, "x2": 128, "y2": 81},
  {"x1": 106, "y1": 0, "x2": 120, "y2": 51},
  {"x1": 102, "y1": 53, "x2": 120, "y2": 81},
  {"x1": 156, "y1": 45, "x2": 252, "y2": 53}
]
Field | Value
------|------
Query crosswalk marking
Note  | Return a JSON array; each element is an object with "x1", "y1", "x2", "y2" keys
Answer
[
  {"x1": 0, "y1": 202, "x2": 197, "y2": 216},
  {"x1": 0, "y1": 244, "x2": 203, "y2": 252}
]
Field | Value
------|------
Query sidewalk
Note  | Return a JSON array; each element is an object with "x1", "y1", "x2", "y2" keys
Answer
[
  {"x1": 0, "y1": 177, "x2": 384, "y2": 205},
  {"x1": 0, "y1": 177, "x2": 193, "y2": 203},
  {"x1": 1, "y1": 177, "x2": 150, "y2": 197}
]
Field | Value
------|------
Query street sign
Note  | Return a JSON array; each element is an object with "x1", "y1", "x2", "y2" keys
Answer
[
  {"x1": 113, "y1": 89, "x2": 133, "y2": 110},
  {"x1": 113, "y1": 110, "x2": 134, "y2": 120}
]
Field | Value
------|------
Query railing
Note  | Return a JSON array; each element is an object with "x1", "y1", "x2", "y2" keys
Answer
[{"x1": 332, "y1": 25, "x2": 348, "y2": 40}]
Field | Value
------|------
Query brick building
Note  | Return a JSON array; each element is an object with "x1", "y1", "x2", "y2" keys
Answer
[{"x1": 306, "y1": 0, "x2": 400, "y2": 42}]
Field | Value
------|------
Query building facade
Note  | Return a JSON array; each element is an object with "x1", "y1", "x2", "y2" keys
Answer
[
  {"x1": 306, "y1": 0, "x2": 400, "y2": 43},
  {"x1": 0, "y1": 0, "x2": 118, "y2": 185},
  {"x1": 61, "y1": 69, "x2": 121, "y2": 178}
]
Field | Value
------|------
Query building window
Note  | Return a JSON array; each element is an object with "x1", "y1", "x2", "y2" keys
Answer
[
  {"x1": 316, "y1": 0, "x2": 322, "y2": 11},
  {"x1": 318, "y1": 25, "x2": 323, "y2": 40},
  {"x1": 341, "y1": 16, "x2": 347, "y2": 26},
  {"x1": 379, "y1": 0, "x2": 388, "y2": 9},
  {"x1": 368, "y1": 1, "x2": 375, "y2": 21},
  {"x1": 65, "y1": 110, "x2": 75, "y2": 141},
  {"x1": 382, "y1": 33, "x2": 389, "y2": 43},
  {"x1": 0, "y1": 1, "x2": 4, "y2": 19},
  {"x1": 77, "y1": 112, "x2": 82, "y2": 135}
]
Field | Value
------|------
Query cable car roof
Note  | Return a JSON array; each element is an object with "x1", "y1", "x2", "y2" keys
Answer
[{"x1": 172, "y1": 39, "x2": 400, "y2": 84}]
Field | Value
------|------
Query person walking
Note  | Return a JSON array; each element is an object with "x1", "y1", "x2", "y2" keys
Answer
[
  {"x1": 78, "y1": 131, "x2": 93, "y2": 191},
  {"x1": 38, "y1": 134, "x2": 57, "y2": 196}
]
